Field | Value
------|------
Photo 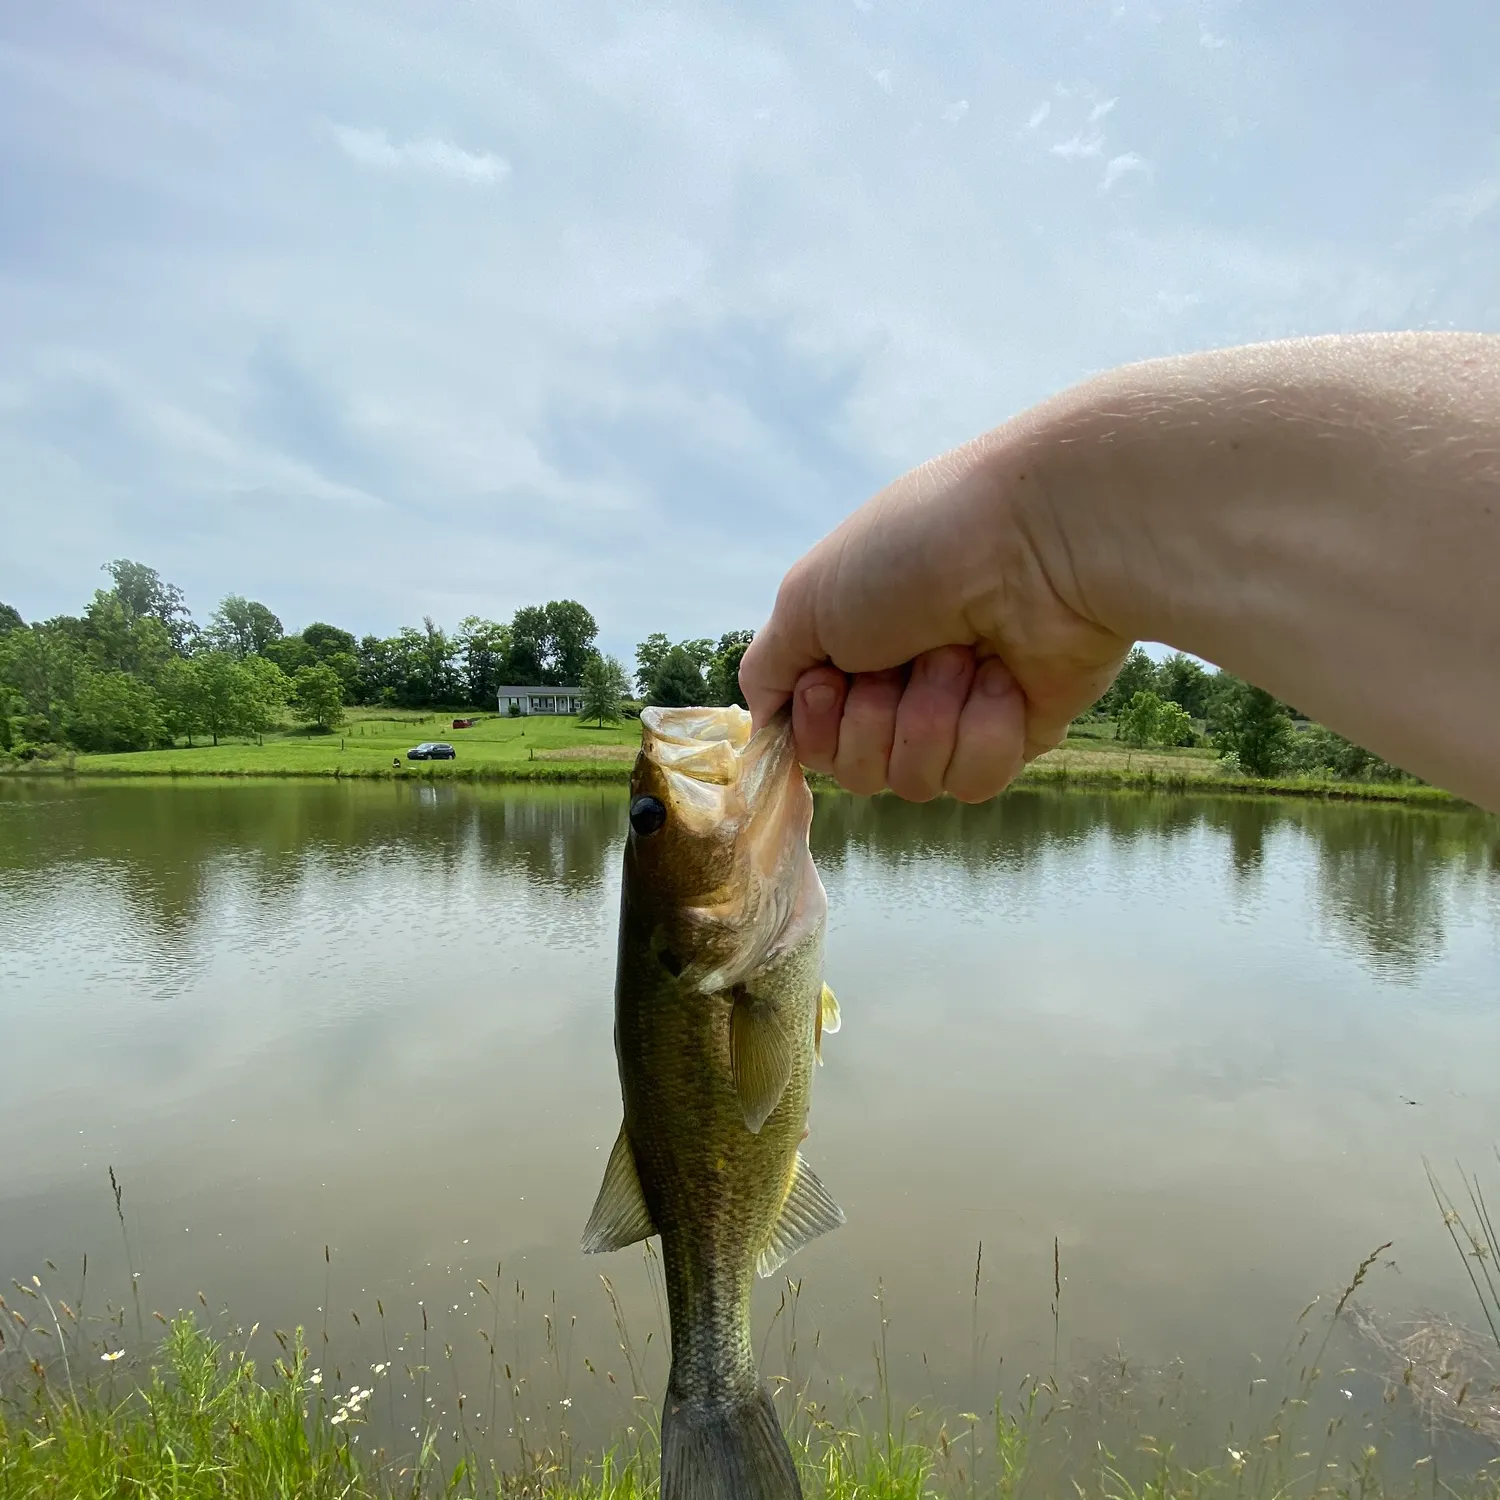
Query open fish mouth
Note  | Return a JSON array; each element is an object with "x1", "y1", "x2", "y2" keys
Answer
[{"x1": 638, "y1": 706, "x2": 823, "y2": 990}]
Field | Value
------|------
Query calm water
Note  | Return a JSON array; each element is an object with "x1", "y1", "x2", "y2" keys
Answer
[{"x1": 2, "y1": 779, "x2": 1499, "y2": 1459}]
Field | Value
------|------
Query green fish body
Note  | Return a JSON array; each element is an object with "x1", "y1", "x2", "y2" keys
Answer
[{"x1": 582, "y1": 706, "x2": 843, "y2": 1500}]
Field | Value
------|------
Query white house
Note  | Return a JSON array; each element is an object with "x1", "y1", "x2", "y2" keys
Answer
[{"x1": 496, "y1": 685, "x2": 584, "y2": 716}]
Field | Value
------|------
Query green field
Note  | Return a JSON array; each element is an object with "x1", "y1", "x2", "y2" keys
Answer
[
  {"x1": 0, "y1": 707, "x2": 1462, "y2": 805},
  {"x1": 47, "y1": 707, "x2": 644, "y2": 780}
]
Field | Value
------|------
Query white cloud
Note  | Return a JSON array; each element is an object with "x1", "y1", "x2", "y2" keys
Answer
[
  {"x1": 1101, "y1": 151, "x2": 1150, "y2": 190},
  {"x1": 1024, "y1": 101, "x2": 1051, "y2": 131},
  {"x1": 1088, "y1": 96, "x2": 1118, "y2": 123},
  {"x1": 942, "y1": 99, "x2": 969, "y2": 124},
  {"x1": 869, "y1": 67, "x2": 892, "y2": 93},
  {"x1": 332, "y1": 125, "x2": 510, "y2": 184},
  {"x1": 1051, "y1": 132, "x2": 1105, "y2": 160}
]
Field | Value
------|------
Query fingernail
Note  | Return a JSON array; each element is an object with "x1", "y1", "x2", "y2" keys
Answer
[
  {"x1": 802, "y1": 683, "x2": 838, "y2": 714},
  {"x1": 976, "y1": 658, "x2": 1017, "y2": 698}
]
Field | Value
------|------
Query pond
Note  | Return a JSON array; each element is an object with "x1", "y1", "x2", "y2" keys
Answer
[{"x1": 2, "y1": 779, "x2": 1498, "y2": 1467}]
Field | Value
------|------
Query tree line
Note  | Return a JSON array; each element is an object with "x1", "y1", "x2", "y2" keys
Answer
[
  {"x1": 1093, "y1": 646, "x2": 1413, "y2": 783},
  {"x1": 0, "y1": 561, "x2": 758, "y2": 756},
  {"x1": 0, "y1": 561, "x2": 1408, "y2": 783}
]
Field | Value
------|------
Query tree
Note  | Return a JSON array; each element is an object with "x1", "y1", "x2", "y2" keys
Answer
[
  {"x1": 706, "y1": 630, "x2": 754, "y2": 708},
  {"x1": 506, "y1": 605, "x2": 548, "y2": 686},
  {"x1": 82, "y1": 591, "x2": 174, "y2": 680},
  {"x1": 158, "y1": 657, "x2": 209, "y2": 746},
  {"x1": 184, "y1": 651, "x2": 284, "y2": 746},
  {"x1": 0, "y1": 603, "x2": 21, "y2": 634},
  {"x1": 455, "y1": 616, "x2": 512, "y2": 705},
  {"x1": 1098, "y1": 646, "x2": 1160, "y2": 717},
  {"x1": 291, "y1": 663, "x2": 346, "y2": 731},
  {"x1": 301, "y1": 622, "x2": 358, "y2": 661},
  {"x1": 66, "y1": 671, "x2": 168, "y2": 753},
  {"x1": 1157, "y1": 653, "x2": 1211, "y2": 720},
  {"x1": 209, "y1": 595, "x2": 284, "y2": 658},
  {"x1": 579, "y1": 653, "x2": 630, "y2": 727},
  {"x1": 543, "y1": 600, "x2": 599, "y2": 685},
  {"x1": 1213, "y1": 680, "x2": 1295, "y2": 777},
  {"x1": 634, "y1": 633, "x2": 672, "y2": 698},
  {"x1": 649, "y1": 645, "x2": 707, "y2": 707},
  {"x1": 102, "y1": 559, "x2": 196, "y2": 651},
  {"x1": 1156, "y1": 700, "x2": 1195, "y2": 748},
  {"x1": 0, "y1": 623, "x2": 82, "y2": 739}
]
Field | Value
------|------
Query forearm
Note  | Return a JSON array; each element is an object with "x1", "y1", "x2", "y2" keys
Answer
[{"x1": 1013, "y1": 332, "x2": 1500, "y2": 806}]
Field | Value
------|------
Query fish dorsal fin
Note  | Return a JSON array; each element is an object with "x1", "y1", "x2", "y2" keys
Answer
[
  {"x1": 756, "y1": 1153, "x2": 845, "y2": 1279},
  {"x1": 580, "y1": 1125, "x2": 657, "y2": 1254},
  {"x1": 816, "y1": 982, "x2": 841, "y2": 1064},
  {"x1": 730, "y1": 990, "x2": 795, "y2": 1135}
]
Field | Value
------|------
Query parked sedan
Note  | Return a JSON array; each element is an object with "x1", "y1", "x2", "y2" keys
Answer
[{"x1": 406, "y1": 742, "x2": 457, "y2": 761}]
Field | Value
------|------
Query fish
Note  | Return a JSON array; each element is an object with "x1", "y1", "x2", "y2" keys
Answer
[{"x1": 582, "y1": 704, "x2": 844, "y2": 1500}]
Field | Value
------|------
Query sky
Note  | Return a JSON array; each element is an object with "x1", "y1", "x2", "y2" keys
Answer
[{"x1": 2, "y1": 0, "x2": 1498, "y2": 663}]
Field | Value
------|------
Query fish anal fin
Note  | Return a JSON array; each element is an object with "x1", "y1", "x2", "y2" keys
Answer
[
  {"x1": 580, "y1": 1125, "x2": 656, "y2": 1254},
  {"x1": 731, "y1": 992, "x2": 794, "y2": 1135},
  {"x1": 756, "y1": 1152, "x2": 845, "y2": 1278},
  {"x1": 816, "y1": 982, "x2": 841, "y2": 1064}
]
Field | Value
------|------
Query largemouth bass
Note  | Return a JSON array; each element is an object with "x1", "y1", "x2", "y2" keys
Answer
[{"x1": 582, "y1": 705, "x2": 843, "y2": 1500}]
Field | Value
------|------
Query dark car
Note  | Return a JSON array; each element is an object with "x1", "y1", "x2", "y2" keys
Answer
[{"x1": 407, "y1": 742, "x2": 457, "y2": 761}]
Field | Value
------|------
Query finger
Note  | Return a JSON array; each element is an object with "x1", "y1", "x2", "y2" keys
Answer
[
  {"x1": 832, "y1": 668, "x2": 905, "y2": 796},
  {"x1": 790, "y1": 666, "x2": 847, "y2": 775},
  {"x1": 886, "y1": 646, "x2": 977, "y2": 802},
  {"x1": 739, "y1": 561, "x2": 822, "y2": 731},
  {"x1": 944, "y1": 656, "x2": 1027, "y2": 803}
]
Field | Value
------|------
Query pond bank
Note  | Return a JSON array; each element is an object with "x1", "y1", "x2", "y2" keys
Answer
[{"x1": 1, "y1": 753, "x2": 1465, "y2": 806}]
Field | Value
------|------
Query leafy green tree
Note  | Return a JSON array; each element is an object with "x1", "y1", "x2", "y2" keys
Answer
[
  {"x1": 706, "y1": 630, "x2": 754, "y2": 708},
  {"x1": 158, "y1": 657, "x2": 209, "y2": 745},
  {"x1": 1214, "y1": 680, "x2": 1295, "y2": 777},
  {"x1": 579, "y1": 653, "x2": 630, "y2": 727},
  {"x1": 634, "y1": 632, "x2": 672, "y2": 698},
  {"x1": 189, "y1": 652, "x2": 282, "y2": 745},
  {"x1": 1118, "y1": 690, "x2": 1165, "y2": 747},
  {"x1": 66, "y1": 671, "x2": 168, "y2": 753},
  {"x1": 291, "y1": 663, "x2": 346, "y2": 731},
  {"x1": 1157, "y1": 653, "x2": 1211, "y2": 719},
  {"x1": 507, "y1": 605, "x2": 548, "y2": 686},
  {"x1": 0, "y1": 623, "x2": 81, "y2": 738},
  {"x1": 649, "y1": 645, "x2": 707, "y2": 707},
  {"x1": 543, "y1": 600, "x2": 599, "y2": 685},
  {"x1": 261, "y1": 634, "x2": 313, "y2": 677},
  {"x1": 102, "y1": 559, "x2": 196, "y2": 651},
  {"x1": 82, "y1": 591, "x2": 174, "y2": 680},
  {"x1": 209, "y1": 595, "x2": 284, "y2": 657},
  {"x1": 1156, "y1": 700, "x2": 1195, "y2": 747},
  {"x1": 0, "y1": 603, "x2": 22, "y2": 634},
  {"x1": 456, "y1": 616, "x2": 512, "y2": 704},
  {"x1": 1288, "y1": 724, "x2": 1409, "y2": 783},
  {"x1": 356, "y1": 635, "x2": 398, "y2": 705},
  {"x1": 1099, "y1": 645, "x2": 1159, "y2": 716},
  {"x1": 301, "y1": 622, "x2": 357, "y2": 661}
]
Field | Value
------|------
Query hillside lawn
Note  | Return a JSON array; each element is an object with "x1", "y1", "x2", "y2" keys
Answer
[{"x1": 6, "y1": 707, "x2": 1460, "y2": 805}]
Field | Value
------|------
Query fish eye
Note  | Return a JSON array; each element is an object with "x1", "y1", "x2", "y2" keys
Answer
[{"x1": 629, "y1": 795, "x2": 667, "y2": 837}]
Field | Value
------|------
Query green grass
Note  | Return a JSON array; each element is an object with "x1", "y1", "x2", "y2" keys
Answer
[
  {"x1": 0, "y1": 707, "x2": 1464, "y2": 805},
  {"x1": 6, "y1": 1213, "x2": 1500, "y2": 1500}
]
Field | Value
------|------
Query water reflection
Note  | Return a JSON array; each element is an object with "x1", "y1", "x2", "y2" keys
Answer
[
  {"x1": 2, "y1": 782, "x2": 1496, "y2": 980},
  {"x1": 2, "y1": 777, "x2": 1499, "y2": 1457}
]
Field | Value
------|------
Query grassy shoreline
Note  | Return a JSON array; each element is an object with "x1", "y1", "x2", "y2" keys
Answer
[
  {"x1": 0, "y1": 706, "x2": 1462, "y2": 806},
  {"x1": 2, "y1": 753, "x2": 1465, "y2": 807}
]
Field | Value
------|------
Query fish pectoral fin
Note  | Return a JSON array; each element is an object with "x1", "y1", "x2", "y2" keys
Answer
[
  {"x1": 580, "y1": 1126, "x2": 657, "y2": 1254},
  {"x1": 815, "y1": 982, "x2": 841, "y2": 1065},
  {"x1": 730, "y1": 992, "x2": 795, "y2": 1135},
  {"x1": 756, "y1": 1152, "x2": 845, "y2": 1279}
]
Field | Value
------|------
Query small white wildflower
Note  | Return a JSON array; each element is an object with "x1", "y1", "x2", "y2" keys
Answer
[
  {"x1": 1341, "y1": 1389, "x2": 1353, "y2": 1400},
  {"x1": 371, "y1": 1362, "x2": 387, "y2": 1375},
  {"x1": 308, "y1": 1371, "x2": 323, "y2": 1386},
  {"x1": 560, "y1": 1398, "x2": 572, "y2": 1409},
  {"x1": 101, "y1": 1350, "x2": 125, "y2": 1363},
  {"x1": 1227, "y1": 1449, "x2": 1244, "y2": 1464},
  {"x1": 330, "y1": 1410, "x2": 349, "y2": 1426}
]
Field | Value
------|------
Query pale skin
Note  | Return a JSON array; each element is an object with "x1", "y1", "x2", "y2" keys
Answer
[{"x1": 738, "y1": 333, "x2": 1500, "y2": 814}]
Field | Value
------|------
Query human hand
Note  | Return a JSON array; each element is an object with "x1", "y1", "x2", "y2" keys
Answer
[{"x1": 738, "y1": 438, "x2": 1131, "y2": 802}]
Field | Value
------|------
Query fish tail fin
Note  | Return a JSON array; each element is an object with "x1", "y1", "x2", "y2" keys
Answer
[{"x1": 660, "y1": 1379, "x2": 802, "y2": 1500}]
